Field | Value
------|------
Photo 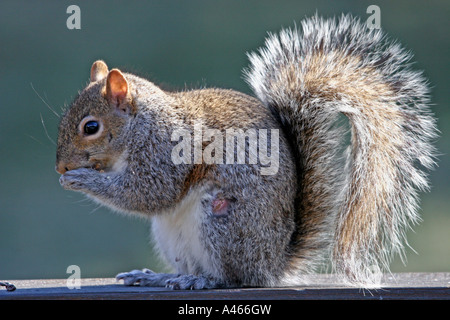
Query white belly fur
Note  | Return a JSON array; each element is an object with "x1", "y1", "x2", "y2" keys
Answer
[{"x1": 151, "y1": 186, "x2": 217, "y2": 276}]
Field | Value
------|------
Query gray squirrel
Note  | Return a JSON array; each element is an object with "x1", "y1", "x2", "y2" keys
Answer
[{"x1": 56, "y1": 14, "x2": 437, "y2": 289}]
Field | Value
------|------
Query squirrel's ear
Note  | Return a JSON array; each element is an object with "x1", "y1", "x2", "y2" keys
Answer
[
  {"x1": 105, "y1": 69, "x2": 131, "y2": 112},
  {"x1": 90, "y1": 60, "x2": 109, "y2": 82}
]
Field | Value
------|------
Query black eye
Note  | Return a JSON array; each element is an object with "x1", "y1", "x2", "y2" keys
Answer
[{"x1": 84, "y1": 120, "x2": 100, "y2": 135}]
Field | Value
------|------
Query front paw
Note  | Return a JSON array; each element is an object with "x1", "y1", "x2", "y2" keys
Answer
[{"x1": 59, "y1": 168, "x2": 99, "y2": 191}]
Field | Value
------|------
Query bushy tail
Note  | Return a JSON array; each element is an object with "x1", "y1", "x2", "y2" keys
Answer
[{"x1": 245, "y1": 14, "x2": 438, "y2": 286}]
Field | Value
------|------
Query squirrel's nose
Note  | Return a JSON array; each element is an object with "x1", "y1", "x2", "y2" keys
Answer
[{"x1": 55, "y1": 162, "x2": 69, "y2": 174}]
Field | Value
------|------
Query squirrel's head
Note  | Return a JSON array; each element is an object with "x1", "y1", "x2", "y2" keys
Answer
[{"x1": 56, "y1": 60, "x2": 136, "y2": 174}]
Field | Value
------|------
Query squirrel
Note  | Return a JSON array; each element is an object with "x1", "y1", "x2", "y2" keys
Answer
[{"x1": 56, "y1": 14, "x2": 437, "y2": 289}]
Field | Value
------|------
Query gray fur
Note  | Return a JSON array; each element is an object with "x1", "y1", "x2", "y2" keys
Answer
[{"x1": 57, "y1": 14, "x2": 437, "y2": 289}]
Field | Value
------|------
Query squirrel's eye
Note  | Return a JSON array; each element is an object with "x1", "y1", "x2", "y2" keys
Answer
[
  {"x1": 84, "y1": 121, "x2": 100, "y2": 135},
  {"x1": 79, "y1": 116, "x2": 103, "y2": 140}
]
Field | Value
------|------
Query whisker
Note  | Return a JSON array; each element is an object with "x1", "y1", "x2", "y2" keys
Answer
[
  {"x1": 26, "y1": 134, "x2": 45, "y2": 146},
  {"x1": 90, "y1": 204, "x2": 104, "y2": 214},
  {"x1": 31, "y1": 83, "x2": 60, "y2": 118},
  {"x1": 40, "y1": 113, "x2": 56, "y2": 146},
  {"x1": 73, "y1": 198, "x2": 92, "y2": 206}
]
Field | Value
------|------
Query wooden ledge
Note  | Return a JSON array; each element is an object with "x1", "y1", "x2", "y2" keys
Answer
[{"x1": 1, "y1": 273, "x2": 449, "y2": 300}]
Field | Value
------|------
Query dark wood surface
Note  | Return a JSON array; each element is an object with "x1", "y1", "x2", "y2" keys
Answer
[{"x1": 1, "y1": 273, "x2": 449, "y2": 300}]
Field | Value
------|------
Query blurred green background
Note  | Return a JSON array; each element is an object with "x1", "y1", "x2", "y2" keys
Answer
[{"x1": 0, "y1": 0, "x2": 448, "y2": 280}]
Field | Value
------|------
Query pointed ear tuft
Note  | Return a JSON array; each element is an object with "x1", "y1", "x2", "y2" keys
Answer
[
  {"x1": 106, "y1": 69, "x2": 129, "y2": 107},
  {"x1": 90, "y1": 60, "x2": 109, "y2": 82}
]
